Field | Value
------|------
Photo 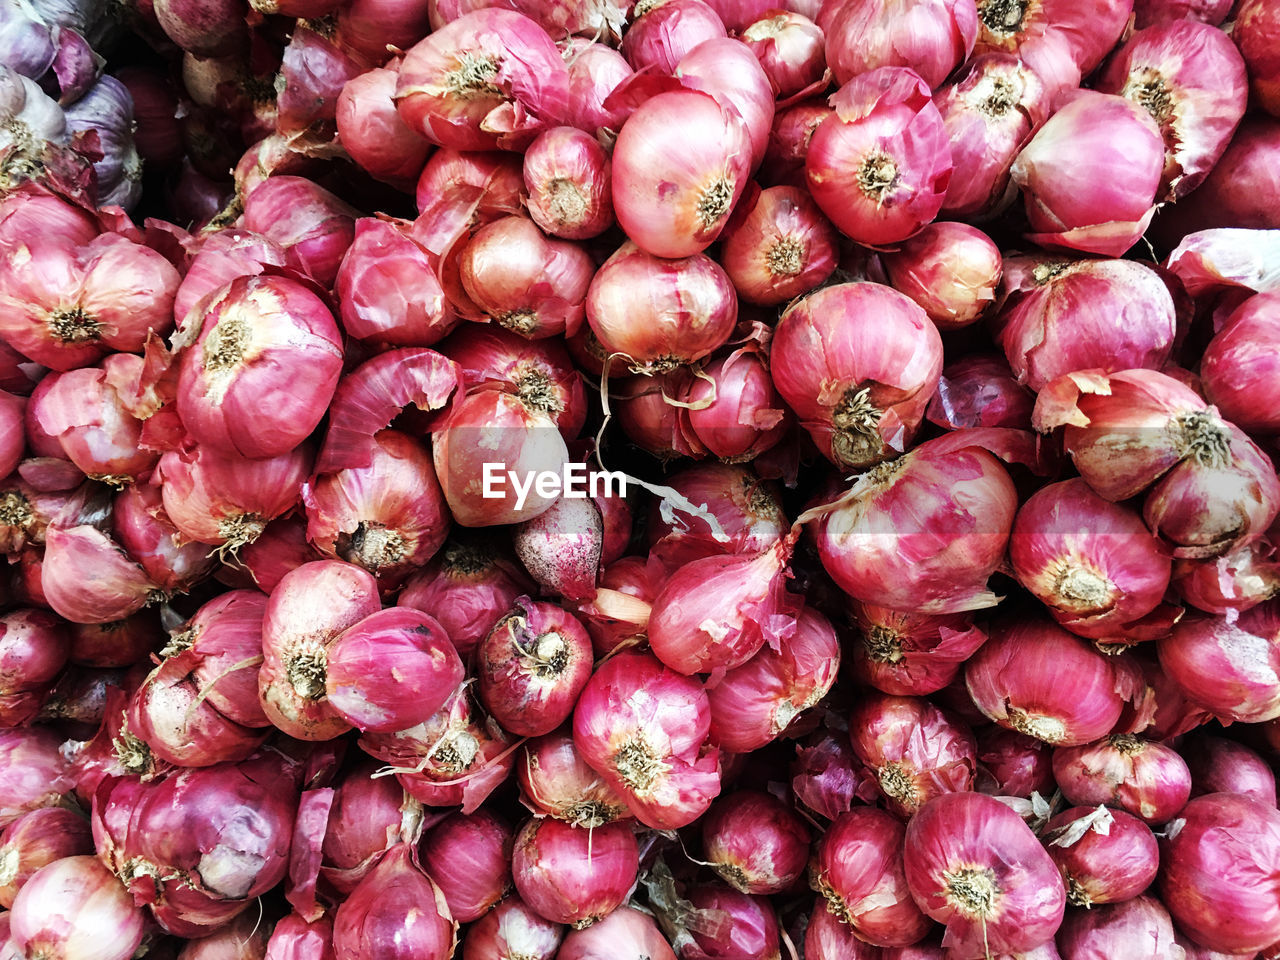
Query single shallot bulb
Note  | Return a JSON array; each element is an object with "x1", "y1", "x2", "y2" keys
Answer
[
  {"x1": 523, "y1": 126, "x2": 614, "y2": 240},
  {"x1": 1058, "y1": 895, "x2": 1182, "y2": 960},
  {"x1": 685, "y1": 342, "x2": 792, "y2": 463},
  {"x1": 1044, "y1": 805, "x2": 1160, "y2": 908},
  {"x1": 462, "y1": 895, "x2": 564, "y2": 960},
  {"x1": 518, "y1": 731, "x2": 631, "y2": 827},
  {"x1": 646, "y1": 463, "x2": 786, "y2": 569},
  {"x1": 1200, "y1": 292, "x2": 1280, "y2": 435},
  {"x1": 0, "y1": 807, "x2": 94, "y2": 908},
  {"x1": 806, "y1": 67, "x2": 952, "y2": 247},
  {"x1": 7, "y1": 855, "x2": 145, "y2": 960},
  {"x1": 701, "y1": 791, "x2": 809, "y2": 896},
  {"x1": 881, "y1": 222, "x2": 1001, "y2": 330},
  {"x1": 975, "y1": 727, "x2": 1054, "y2": 797},
  {"x1": 818, "y1": 0, "x2": 976, "y2": 89},
  {"x1": 420, "y1": 811, "x2": 513, "y2": 923},
  {"x1": 477, "y1": 598, "x2": 593, "y2": 737},
  {"x1": 241, "y1": 177, "x2": 358, "y2": 289},
  {"x1": 1235, "y1": 0, "x2": 1280, "y2": 117},
  {"x1": 740, "y1": 12, "x2": 827, "y2": 101},
  {"x1": 556, "y1": 906, "x2": 675, "y2": 960},
  {"x1": 1182, "y1": 733, "x2": 1277, "y2": 804},
  {"x1": 1052, "y1": 735, "x2": 1192, "y2": 825},
  {"x1": 849, "y1": 605, "x2": 988, "y2": 697},
  {"x1": 0, "y1": 608, "x2": 70, "y2": 726},
  {"x1": 620, "y1": 0, "x2": 726, "y2": 75},
  {"x1": 512, "y1": 490, "x2": 603, "y2": 603},
  {"x1": 332, "y1": 843, "x2": 457, "y2": 960},
  {"x1": 319, "y1": 759, "x2": 427, "y2": 897},
  {"x1": 560, "y1": 38, "x2": 633, "y2": 135},
  {"x1": 511, "y1": 816, "x2": 638, "y2": 928},
  {"x1": 336, "y1": 62, "x2": 433, "y2": 190},
  {"x1": 719, "y1": 186, "x2": 838, "y2": 307},
  {"x1": 1156, "y1": 602, "x2": 1280, "y2": 723}
]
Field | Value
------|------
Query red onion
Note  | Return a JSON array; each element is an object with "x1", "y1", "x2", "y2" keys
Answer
[
  {"x1": 177, "y1": 274, "x2": 342, "y2": 460},
  {"x1": 332, "y1": 843, "x2": 457, "y2": 960},
  {"x1": 1151, "y1": 119, "x2": 1280, "y2": 236},
  {"x1": 518, "y1": 731, "x2": 631, "y2": 827},
  {"x1": 227, "y1": 516, "x2": 324, "y2": 594},
  {"x1": 610, "y1": 89, "x2": 751, "y2": 259},
  {"x1": 1011, "y1": 91, "x2": 1163, "y2": 257},
  {"x1": 511, "y1": 815, "x2": 638, "y2": 927},
  {"x1": 0, "y1": 189, "x2": 96, "y2": 249},
  {"x1": 701, "y1": 790, "x2": 809, "y2": 896},
  {"x1": 304, "y1": 430, "x2": 450, "y2": 588},
  {"x1": 241, "y1": 177, "x2": 358, "y2": 289},
  {"x1": 1058, "y1": 895, "x2": 1181, "y2": 960},
  {"x1": 882, "y1": 223, "x2": 1001, "y2": 330},
  {"x1": 772, "y1": 282, "x2": 942, "y2": 469},
  {"x1": 965, "y1": 618, "x2": 1130, "y2": 746},
  {"x1": 114, "y1": 68, "x2": 182, "y2": 172},
  {"x1": 586, "y1": 240, "x2": 737, "y2": 374},
  {"x1": 620, "y1": 0, "x2": 726, "y2": 74},
  {"x1": 614, "y1": 369, "x2": 707, "y2": 459},
  {"x1": 0, "y1": 231, "x2": 180, "y2": 372},
  {"x1": 420, "y1": 811, "x2": 512, "y2": 923},
  {"x1": 1044, "y1": 806, "x2": 1160, "y2": 908},
  {"x1": 573, "y1": 652, "x2": 721, "y2": 830},
  {"x1": 0, "y1": 608, "x2": 69, "y2": 726},
  {"x1": 337, "y1": 63, "x2": 432, "y2": 189},
  {"x1": 975, "y1": 727, "x2": 1053, "y2": 798},
  {"x1": 819, "y1": 0, "x2": 976, "y2": 90},
  {"x1": 1134, "y1": 0, "x2": 1231, "y2": 25},
  {"x1": 173, "y1": 231, "x2": 287, "y2": 332},
  {"x1": 556, "y1": 906, "x2": 676, "y2": 960},
  {"x1": 762, "y1": 99, "x2": 832, "y2": 188},
  {"x1": 0, "y1": 727, "x2": 71, "y2": 828},
  {"x1": 336, "y1": 0, "x2": 434, "y2": 62},
  {"x1": 394, "y1": 10, "x2": 569, "y2": 151},
  {"x1": 933, "y1": 54, "x2": 1047, "y2": 219},
  {"x1": 459, "y1": 215, "x2": 594, "y2": 339},
  {"x1": 1157, "y1": 603, "x2": 1280, "y2": 723},
  {"x1": 27, "y1": 365, "x2": 147, "y2": 485},
  {"x1": 657, "y1": 883, "x2": 777, "y2": 960},
  {"x1": 741, "y1": 12, "x2": 826, "y2": 101},
  {"x1": 512, "y1": 493, "x2": 602, "y2": 602},
  {"x1": 0, "y1": 807, "x2": 93, "y2": 908},
  {"x1": 462, "y1": 894, "x2": 564, "y2": 960},
  {"x1": 415, "y1": 147, "x2": 525, "y2": 226},
  {"x1": 265, "y1": 914, "x2": 336, "y2": 960},
  {"x1": 324, "y1": 607, "x2": 464, "y2": 733},
  {"x1": 904, "y1": 792, "x2": 1066, "y2": 958},
  {"x1": 1052, "y1": 735, "x2": 1191, "y2": 825},
  {"x1": 1201, "y1": 292, "x2": 1280, "y2": 435},
  {"x1": 1182, "y1": 733, "x2": 1277, "y2": 805},
  {"x1": 675, "y1": 37, "x2": 775, "y2": 170},
  {"x1": 806, "y1": 67, "x2": 951, "y2": 247},
  {"x1": 849, "y1": 693, "x2": 977, "y2": 818},
  {"x1": 477, "y1": 598, "x2": 592, "y2": 736},
  {"x1": 973, "y1": 0, "x2": 1129, "y2": 81},
  {"x1": 112, "y1": 483, "x2": 217, "y2": 595},
  {"x1": 257, "y1": 560, "x2": 381, "y2": 741},
  {"x1": 319, "y1": 759, "x2": 426, "y2": 897},
  {"x1": 1163, "y1": 227, "x2": 1280, "y2": 300},
  {"x1": 523, "y1": 126, "x2": 613, "y2": 240},
  {"x1": 157, "y1": 442, "x2": 310, "y2": 554},
  {"x1": 7, "y1": 855, "x2": 144, "y2": 960},
  {"x1": 275, "y1": 24, "x2": 363, "y2": 143},
  {"x1": 647, "y1": 465, "x2": 785, "y2": 570},
  {"x1": 805, "y1": 901, "x2": 884, "y2": 959},
  {"x1": 685, "y1": 341, "x2": 791, "y2": 462},
  {"x1": 398, "y1": 536, "x2": 530, "y2": 659},
  {"x1": 561, "y1": 38, "x2": 632, "y2": 135},
  {"x1": 812, "y1": 431, "x2": 1018, "y2": 614},
  {"x1": 1097, "y1": 21, "x2": 1247, "y2": 201},
  {"x1": 719, "y1": 185, "x2": 838, "y2": 307},
  {"x1": 849, "y1": 605, "x2": 987, "y2": 697},
  {"x1": 1, "y1": 479, "x2": 74, "y2": 560},
  {"x1": 707, "y1": 603, "x2": 839, "y2": 752},
  {"x1": 69, "y1": 614, "x2": 162, "y2": 668},
  {"x1": 994, "y1": 257, "x2": 1177, "y2": 392},
  {"x1": 1161, "y1": 794, "x2": 1280, "y2": 954},
  {"x1": 334, "y1": 218, "x2": 455, "y2": 349},
  {"x1": 1235, "y1": 0, "x2": 1280, "y2": 118},
  {"x1": 430, "y1": 0, "x2": 629, "y2": 42}
]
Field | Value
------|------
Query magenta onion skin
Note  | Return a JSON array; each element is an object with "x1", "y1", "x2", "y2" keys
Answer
[
  {"x1": 679, "y1": 884, "x2": 781, "y2": 960},
  {"x1": 241, "y1": 177, "x2": 358, "y2": 290},
  {"x1": 332, "y1": 843, "x2": 457, "y2": 960},
  {"x1": 7, "y1": 855, "x2": 145, "y2": 960},
  {"x1": 511, "y1": 494, "x2": 602, "y2": 602},
  {"x1": 1160, "y1": 793, "x2": 1280, "y2": 955},
  {"x1": 556, "y1": 906, "x2": 676, "y2": 960},
  {"x1": 685, "y1": 344, "x2": 792, "y2": 462},
  {"x1": 517, "y1": 731, "x2": 631, "y2": 828},
  {"x1": 646, "y1": 464, "x2": 786, "y2": 570},
  {"x1": 1235, "y1": 0, "x2": 1280, "y2": 117},
  {"x1": 1157, "y1": 602, "x2": 1280, "y2": 723},
  {"x1": 319, "y1": 759, "x2": 426, "y2": 898},
  {"x1": 740, "y1": 11, "x2": 827, "y2": 101},
  {"x1": 0, "y1": 608, "x2": 71, "y2": 727},
  {"x1": 881, "y1": 222, "x2": 1001, "y2": 330},
  {"x1": 1056, "y1": 895, "x2": 1182, "y2": 960},
  {"x1": 804, "y1": 900, "x2": 884, "y2": 960},
  {"x1": 1182, "y1": 734, "x2": 1277, "y2": 805},
  {"x1": 1044, "y1": 806, "x2": 1160, "y2": 908},
  {"x1": 674, "y1": 37, "x2": 775, "y2": 171},
  {"x1": 975, "y1": 727, "x2": 1054, "y2": 799},
  {"x1": 904, "y1": 792, "x2": 1066, "y2": 959},
  {"x1": 462, "y1": 894, "x2": 564, "y2": 960},
  {"x1": 511, "y1": 816, "x2": 638, "y2": 928},
  {"x1": 850, "y1": 605, "x2": 988, "y2": 697},
  {"x1": 1200, "y1": 292, "x2": 1280, "y2": 435},
  {"x1": 1052, "y1": 736, "x2": 1191, "y2": 825},
  {"x1": 0, "y1": 726, "x2": 73, "y2": 829},
  {"x1": 818, "y1": 0, "x2": 976, "y2": 90},
  {"x1": 0, "y1": 806, "x2": 94, "y2": 908},
  {"x1": 701, "y1": 791, "x2": 810, "y2": 896},
  {"x1": 419, "y1": 811, "x2": 513, "y2": 923}
]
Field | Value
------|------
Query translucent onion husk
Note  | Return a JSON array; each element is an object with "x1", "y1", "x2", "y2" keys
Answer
[
  {"x1": 1044, "y1": 806, "x2": 1161, "y2": 908},
  {"x1": 429, "y1": 0, "x2": 629, "y2": 43},
  {"x1": 903, "y1": 792, "x2": 1066, "y2": 958},
  {"x1": 700, "y1": 790, "x2": 809, "y2": 897},
  {"x1": 672, "y1": 883, "x2": 782, "y2": 960},
  {"x1": 461, "y1": 893, "x2": 564, "y2": 960},
  {"x1": 1182, "y1": 733, "x2": 1277, "y2": 805},
  {"x1": 974, "y1": 727, "x2": 1054, "y2": 798},
  {"x1": 613, "y1": 368, "x2": 707, "y2": 459},
  {"x1": 925, "y1": 353, "x2": 1033, "y2": 433},
  {"x1": 318, "y1": 759, "x2": 426, "y2": 898},
  {"x1": 1159, "y1": 793, "x2": 1280, "y2": 955},
  {"x1": 517, "y1": 730, "x2": 631, "y2": 828},
  {"x1": 718, "y1": 185, "x2": 839, "y2": 308},
  {"x1": 849, "y1": 604, "x2": 987, "y2": 697},
  {"x1": 619, "y1": 0, "x2": 726, "y2": 75},
  {"x1": 511, "y1": 815, "x2": 638, "y2": 928},
  {"x1": 772, "y1": 281, "x2": 942, "y2": 470},
  {"x1": 1052, "y1": 735, "x2": 1192, "y2": 825},
  {"x1": 0, "y1": 806, "x2": 94, "y2": 908},
  {"x1": 226, "y1": 515, "x2": 325, "y2": 595},
  {"x1": 337, "y1": 62, "x2": 433, "y2": 190},
  {"x1": 331, "y1": 843, "x2": 457, "y2": 960},
  {"x1": 420, "y1": 810, "x2": 513, "y2": 923},
  {"x1": 818, "y1": 0, "x2": 976, "y2": 89},
  {"x1": 1200, "y1": 291, "x2": 1280, "y2": 435},
  {"x1": 523, "y1": 125, "x2": 614, "y2": 240},
  {"x1": 571, "y1": 556, "x2": 664, "y2": 658}
]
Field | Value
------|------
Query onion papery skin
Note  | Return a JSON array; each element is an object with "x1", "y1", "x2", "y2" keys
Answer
[
  {"x1": 934, "y1": 54, "x2": 1048, "y2": 220},
  {"x1": 1230, "y1": 0, "x2": 1280, "y2": 117},
  {"x1": 772, "y1": 282, "x2": 942, "y2": 471},
  {"x1": 701, "y1": 790, "x2": 809, "y2": 897},
  {"x1": 994, "y1": 257, "x2": 1177, "y2": 393},
  {"x1": 334, "y1": 217, "x2": 457, "y2": 349},
  {"x1": 332, "y1": 843, "x2": 457, "y2": 960},
  {"x1": 1044, "y1": 806, "x2": 1161, "y2": 908},
  {"x1": 806, "y1": 66, "x2": 951, "y2": 247},
  {"x1": 324, "y1": 607, "x2": 464, "y2": 734},
  {"x1": 1200, "y1": 292, "x2": 1280, "y2": 435},
  {"x1": 319, "y1": 759, "x2": 426, "y2": 898},
  {"x1": 1057, "y1": 895, "x2": 1181, "y2": 960},
  {"x1": 813, "y1": 432, "x2": 1017, "y2": 614},
  {"x1": 813, "y1": 807, "x2": 932, "y2": 947},
  {"x1": 1009, "y1": 479, "x2": 1172, "y2": 640},
  {"x1": 1160, "y1": 793, "x2": 1280, "y2": 955},
  {"x1": 903, "y1": 792, "x2": 1066, "y2": 959},
  {"x1": 1182, "y1": 733, "x2": 1277, "y2": 805},
  {"x1": 763, "y1": 100, "x2": 834, "y2": 189},
  {"x1": 394, "y1": 9, "x2": 570, "y2": 152},
  {"x1": 462, "y1": 893, "x2": 564, "y2": 960},
  {"x1": 304, "y1": 429, "x2": 450, "y2": 589},
  {"x1": 556, "y1": 906, "x2": 676, "y2": 960},
  {"x1": 610, "y1": 89, "x2": 752, "y2": 259},
  {"x1": 685, "y1": 343, "x2": 792, "y2": 462},
  {"x1": 157, "y1": 443, "x2": 311, "y2": 554},
  {"x1": 585, "y1": 240, "x2": 737, "y2": 375},
  {"x1": 1156, "y1": 602, "x2": 1280, "y2": 723},
  {"x1": 177, "y1": 275, "x2": 343, "y2": 461},
  {"x1": 511, "y1": 815, "x2": 638, "y2": 928},
  {"x1": 518, "y1": 730, "x2": 631, "y2": 828},
  {"x1": 707, "y1": 603, "x2": 840, "y2": 753},
  {"x1": 972, "y1": 0, "x2": 1128, "y2": 85},
  {"x1": 817, "y1": 0, "x2": 977, "y2": 90},
  {"x1": 1052, "y1": 735, "x2": 1191, "y2": 825},
  {"x1": 397, "y1": 537, "x2": 530, "y2": 659},
  {"x1": 619, "y1": 0, "x2": 727, "y2": 75},
  {"x1": 1096, "y1": 20, "x2": 1247, "y2": 201},
  {"x1": 882, "y1": 222, "x2": 1001, "y2": 331},
  {"x1": 0, "y1": 726, "x2": 72, "y2": 828},
  {"x1": 674, "y1": 37, "x2": 775, "y2": 171},
  {"x1": 647, "y1": 467, "x2": 786, "y2": 571},
  {"x1": 850, "y1": 604, "x2": 987, "y2": 696},
  {"x1": 274, "y1": 23, "x2": 363, "y2": 144},
  {"x1": 523, "y1": 126, "x2": 613, "y2": 240},
  {"x1": 849, "y1": 693, "x2": 977, "y2": 819},
  {"x1": 1011, "y1": 91, "x2": 1163, "y2": 257},
  {"x1": 32, "y1": 365, "x2": 156, "y2": 485},
  {"x1": 965, "y1": 619, "x2": 1128, "y2": 747},
  {"x1": 257, "y1": 560, "x2": 381, "y2": 741},
  {"x1": 241, "y1": 177, "x2": 359, "y2": 290},
  {"x1": 740, "y1": 11, "x2": 827, "y2": 102},
  {"x1": 113, "y1": 483, "x2": 218, "y2": 595},
  {"x1": 975, "y1": 727, "x2": 1053, "y2": 798},
  {"x1": 573, "y1": 652, "x2": 721, "y2": 831},
  {"x1": 804, "y1": 899, "x2": 884, "y2": 960},
  {"x1": 336, "y1": 63, "x2": 433, "y2": 190},
  {"x1": 0, "y1": 806, "x2": 94, "y2": 908},
  {"x1": 0, "y1": 608, "x2": 70, "y2": 727},
  {"x1": 173, "y1": 232, "x2": 288, "y2": 334},
  {"x1": 719, "y1": 185, "x2": 838, "y2": 308},
  {"x1": 420, "y1": 810, "x2": 513, "y2": 923},
  {"x1": 7, "y1": 854, "x2": 145, "y2": 960},
  {"x1": 561, "y1": 38, "x2": 633, "y2": 135}
]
